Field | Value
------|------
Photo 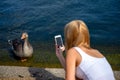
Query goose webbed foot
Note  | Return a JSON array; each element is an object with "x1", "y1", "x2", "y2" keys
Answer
[{"x1": 20, "y1": 57, "x2": 27, "y2": 62}]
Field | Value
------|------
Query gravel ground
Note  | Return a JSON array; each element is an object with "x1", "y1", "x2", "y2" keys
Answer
[{"x1": 0, "y1": 66, "x2": 119, "y2": 80}]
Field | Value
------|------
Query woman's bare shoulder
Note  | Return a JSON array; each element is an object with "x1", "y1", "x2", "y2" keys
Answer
[
  {"x1": 67, "y1": 47, "x2": 79, "y2": 57},
  {"x1": 67, "y1": 48, "x2": 76, "y2": 54}
]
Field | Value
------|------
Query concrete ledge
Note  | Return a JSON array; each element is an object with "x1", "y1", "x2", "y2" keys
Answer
[
  {"x1": 0, "y1": 66, "x2": 119, "y2": 80},
  {"x1": 0, "y1": 66, "x2": 65, "y2": 80}
]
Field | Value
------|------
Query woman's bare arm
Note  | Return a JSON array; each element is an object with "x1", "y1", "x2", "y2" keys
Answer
[
  {"x1": 55, "y1": 45, "x2": 66, "y2": 69},
  {"x1": 65, "y1": 49, "x2": 77, "y2": 80}
]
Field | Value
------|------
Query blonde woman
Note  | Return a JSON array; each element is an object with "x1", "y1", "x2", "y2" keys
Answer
[{"x1": 55, "y1": 20, "x2": 115, "y2": 80}]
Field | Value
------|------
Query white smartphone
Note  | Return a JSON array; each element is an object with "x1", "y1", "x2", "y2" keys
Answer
[{"x1": 54, "y1": 35, "x2": 63, "y2": 47}]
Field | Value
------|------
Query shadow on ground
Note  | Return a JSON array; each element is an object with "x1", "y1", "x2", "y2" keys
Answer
[{"x1": 28, "y1": 67, "x2": 64, "y2": 80}]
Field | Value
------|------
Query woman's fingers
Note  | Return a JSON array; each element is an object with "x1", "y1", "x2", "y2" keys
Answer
[{"x1": 60, "y1": 45, "x2": 65, "y2": 52}]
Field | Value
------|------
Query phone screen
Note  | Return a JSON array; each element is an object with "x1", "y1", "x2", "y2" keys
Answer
[{"x1": 55, "y1": 35, "x2": 63, "y2": 47}]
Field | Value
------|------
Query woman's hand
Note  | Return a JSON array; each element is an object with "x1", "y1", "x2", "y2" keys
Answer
[
  {"x1": 55, "y1": 45, "x2": 65, "y2": 57},
  {"x1": 55, "y1": 45, "x2": 66, "y2": 69}
]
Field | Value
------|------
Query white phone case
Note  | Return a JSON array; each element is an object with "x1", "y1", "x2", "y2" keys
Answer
[{"x1": 54, "y1": 35, "x2": 63, "y2": 46}]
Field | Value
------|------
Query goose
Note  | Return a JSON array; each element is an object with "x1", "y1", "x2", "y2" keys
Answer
[{"x1": 8, "y1": 32, "x2": 33, "y2": 62}]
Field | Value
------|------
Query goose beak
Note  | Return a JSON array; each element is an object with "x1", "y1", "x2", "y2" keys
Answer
[
  {"x1": 21, "y1": 32, "x2": 28, "y2": 40},
  {"x1": 21, "y1": 35, "x2": 25, "y2": 40}
]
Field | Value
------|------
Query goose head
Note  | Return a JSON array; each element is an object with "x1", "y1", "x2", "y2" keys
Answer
[{"x1": 21, "y1": 32, "x2": 28, "y2": 40}]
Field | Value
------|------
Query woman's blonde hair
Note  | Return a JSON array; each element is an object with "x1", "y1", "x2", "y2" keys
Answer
[{"x1": 64, "y1": 20, "x2": 90, "y2": 51}]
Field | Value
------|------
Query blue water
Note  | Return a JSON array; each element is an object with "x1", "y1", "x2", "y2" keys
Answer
[{"x1": 0, "y1": 0, "x2": 120, "y2": 51}]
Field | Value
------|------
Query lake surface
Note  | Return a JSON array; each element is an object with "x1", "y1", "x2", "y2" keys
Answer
[{"x1": 0, "y1": 0, "x2": 120, "y2": 67}]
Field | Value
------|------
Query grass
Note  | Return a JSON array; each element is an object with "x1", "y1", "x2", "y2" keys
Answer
[
  {"x1": 0, "y1": 42, "x2": 62, "y2": 68},
  {"x1": 104, "y1": 54, "x2": 120, "y2": 70},
  {"x1": 0, "y1": 43, "x2": 120, "y2": 70}
]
